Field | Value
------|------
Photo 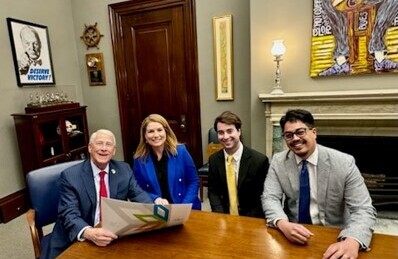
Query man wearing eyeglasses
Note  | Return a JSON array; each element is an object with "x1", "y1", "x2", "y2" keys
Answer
[{"x1": 261, "y1": 109, "x2": 376, "y2": 259}]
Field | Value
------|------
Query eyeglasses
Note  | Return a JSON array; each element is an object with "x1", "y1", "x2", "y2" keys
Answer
[{"x1": 282, "y1": 127, "x2": 311, "y2": 141}]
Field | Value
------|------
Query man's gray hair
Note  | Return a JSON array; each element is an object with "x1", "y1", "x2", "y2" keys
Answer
[{"x1": 89, "y1": 129, "x2": 116, "y2": 146}]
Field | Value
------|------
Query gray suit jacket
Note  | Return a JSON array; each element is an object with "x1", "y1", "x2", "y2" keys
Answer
[{"x1": 261, "y1": 144, "x2": 376, "y2": 247}]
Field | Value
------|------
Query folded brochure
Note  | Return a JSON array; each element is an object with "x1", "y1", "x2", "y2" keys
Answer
[{"x1": 101, "y1": 197, "x2": 192, "y2": 236}]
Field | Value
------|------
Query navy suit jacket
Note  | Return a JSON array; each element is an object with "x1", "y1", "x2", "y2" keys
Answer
[
  {"x1": 208, "y1": 145, "x2": 269, "y2": 218},
  {"x1": 42, "y1": 159, "x2": 152, "y2": 259},
  {"x1": 133, "y1": 144, "x2": 201, "y2": 210}
]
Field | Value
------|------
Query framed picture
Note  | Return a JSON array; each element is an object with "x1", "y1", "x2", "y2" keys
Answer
[
  {"x1": 7, "y1": 18, "x2": 55, "y2": 87},
  {"x1": 86, "y1": 53, "x2": 106, "y2": 86},
  {"x1": 213, "y1": 14, "x2": 233, "y2": 101}
]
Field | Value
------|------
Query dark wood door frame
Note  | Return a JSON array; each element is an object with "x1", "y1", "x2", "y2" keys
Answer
[{"x1": 108, "y1": 0, "x2": 202, "y2": 165}]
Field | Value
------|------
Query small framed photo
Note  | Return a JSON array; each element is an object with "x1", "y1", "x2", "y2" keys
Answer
[
  {"x1": 213, "y1": 14, "x2": 234, "y2": 101},
  {"x1": 86, "y1": 53, "x2": 106, "y2": 86},
  {"x1": 7, "y1": 18, "x2": 56, "y2": 87}
]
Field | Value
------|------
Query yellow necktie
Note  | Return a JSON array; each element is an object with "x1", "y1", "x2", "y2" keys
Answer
[{"x1": 226, "y1": 155, "x2": 239, "y2": 215}]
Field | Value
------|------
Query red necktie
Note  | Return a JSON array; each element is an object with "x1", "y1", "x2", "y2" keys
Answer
[{"x1": 99, "y1": 171, "x2": 108, "y2": 221}]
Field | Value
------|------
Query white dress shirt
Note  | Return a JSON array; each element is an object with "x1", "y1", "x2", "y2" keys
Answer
[
  {"x1": 77, "y1": 161, "x2": 110, "y2": 240},
  {"x1": 294, "y1": 146, "x2": 321, "y2": 225},
  {"x1": 223, "y1": 141, "x2": 243, "y2": 185}
]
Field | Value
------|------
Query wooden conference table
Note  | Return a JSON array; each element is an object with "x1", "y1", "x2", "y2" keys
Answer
[{"x1": 59, "y1": 210, "x2": 398, "y2": 259}]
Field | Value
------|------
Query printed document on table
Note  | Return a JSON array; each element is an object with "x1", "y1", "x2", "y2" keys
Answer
[{"x1": 101, "y1": 198, "x2": 192, "y2": 237}]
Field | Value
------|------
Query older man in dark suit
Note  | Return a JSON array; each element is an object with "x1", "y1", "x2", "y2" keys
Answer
[
  {"x1": 208, "y1": 111, "x2": 269, "y2": 218},
  {"x1": 42, "y1": 129, "x2": 155, "y2": 259}
]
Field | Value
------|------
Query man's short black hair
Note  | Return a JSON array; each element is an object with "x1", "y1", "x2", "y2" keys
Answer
[{"x1": 279, "y1": 109, "x2": 315, "y2": 130}]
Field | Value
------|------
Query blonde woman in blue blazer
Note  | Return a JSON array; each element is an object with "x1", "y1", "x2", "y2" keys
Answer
[{"x1": 133, "y1": 114, "x2": 201, "y2": 210}]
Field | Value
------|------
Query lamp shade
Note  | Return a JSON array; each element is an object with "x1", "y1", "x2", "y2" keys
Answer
[{"x1": 271, "y1": 40, "x2": 286, "y2": 56}]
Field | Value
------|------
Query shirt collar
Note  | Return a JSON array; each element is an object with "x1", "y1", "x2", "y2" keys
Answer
[
  {"x1": 294, "y1": 145, "x2": 318, "y2": 166},
  {"x1": 224, "y1": 141, "x2": 243, "y2": 162},
  {"x1": 90, "y1": 160, "x2": 109, "y2": 176}
]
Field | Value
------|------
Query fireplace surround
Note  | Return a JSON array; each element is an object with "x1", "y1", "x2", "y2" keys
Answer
[{"x1": 259, "y1": 89, "x2": 398, "y2": 208}]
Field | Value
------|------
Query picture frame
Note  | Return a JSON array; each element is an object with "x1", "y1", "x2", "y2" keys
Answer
[
  {"x1": 213, "y1": 14, "x2": 234, "y2": 101},
  {"x1": 86, "y1": 53, "x2": 106, "y2": 86},
  {"x1": 7, "y1": 18, "x2": 56, "y2": 87}
]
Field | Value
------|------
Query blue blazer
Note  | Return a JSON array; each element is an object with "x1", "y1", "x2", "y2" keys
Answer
[
  {"x1": 133, "y1": 144, "x2": 201, "y2": 210},
  {"x1": 42, "y1": 159, "x2": 152, "y2": 259}
]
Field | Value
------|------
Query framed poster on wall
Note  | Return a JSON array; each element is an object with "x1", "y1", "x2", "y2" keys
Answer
[{"x1": 7, "y1": 18, "x2": 55, "y2": 86}]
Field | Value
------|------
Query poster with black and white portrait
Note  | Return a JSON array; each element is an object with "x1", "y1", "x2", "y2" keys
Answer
[{"x1": 7, "y1": 18, "x2": 55, "y2": 86}]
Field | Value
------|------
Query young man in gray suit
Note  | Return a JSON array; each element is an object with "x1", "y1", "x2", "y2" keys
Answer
[
  {"x1": 43, "y1": 129, "x2": 159, "y2": 259},
  {"x1": 208, "y1": 111, "x2": 269, "y2": 218},
  {"x1": 262, "y1": 109, "x2": 376, "y2": 259}
]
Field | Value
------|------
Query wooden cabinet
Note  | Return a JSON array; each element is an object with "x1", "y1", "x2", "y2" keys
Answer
[
  {"x1": 11, "y1": 104, "x2": 89, "y2": 177},
  {"x1": 1, "y1": 104, "x2": 89, "y2": 223}
]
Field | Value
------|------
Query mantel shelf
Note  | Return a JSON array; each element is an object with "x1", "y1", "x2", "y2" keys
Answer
[
  {"x1": 258, "y1": 88, "x2": 398, "y2": 159},
  {"x1": 259, "y1": 89, "x2": 398, "y2": 103}
]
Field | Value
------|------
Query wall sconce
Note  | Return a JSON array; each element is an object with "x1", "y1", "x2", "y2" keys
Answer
[{"x1": 270, "y1": 40, "x2": 286, "y2": 95}]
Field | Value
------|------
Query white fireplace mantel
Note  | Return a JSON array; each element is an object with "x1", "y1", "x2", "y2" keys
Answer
[{"x1": 258, "y1": 89, "x2": 398, "y2": 158}]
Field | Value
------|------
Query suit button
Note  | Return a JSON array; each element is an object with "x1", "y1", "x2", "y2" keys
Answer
[
  {"x1": 178, "y1": 178, "x2": 182, "y2": 182},
  {"x1": 146, "y1": 184, "x2": 149, "y2": 187},
  {"x1": 178, "y1": 193, "x2": 181, "y2": 196}
]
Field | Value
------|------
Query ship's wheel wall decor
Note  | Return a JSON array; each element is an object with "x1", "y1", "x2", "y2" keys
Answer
[{"x1": 81, "y1": 22, "x2": 104, "y2": 49}]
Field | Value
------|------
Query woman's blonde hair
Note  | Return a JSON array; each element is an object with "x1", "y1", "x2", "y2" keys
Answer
[{"x1": 134, "y1": 114, "x2": 178, "y2": 160}]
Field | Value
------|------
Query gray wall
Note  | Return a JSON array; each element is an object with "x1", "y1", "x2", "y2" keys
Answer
[
  {"x1": 1, "y1": 0, "x2": 396, "y2": 199},
  {"x1": 250, "y1": 0, "x2": 397, "y2": 153},
  {"x1": 196, "y1": 0, "x2": 251, "y2": 153},
  {"x1": 71, "y1": 0, "x2": 126, "y2": 159},
  {"x1": 0, "y1": 0, "x2": 250, "y2": 198},
  {"x1": 1, "y1": 0, "x2": 84, "y2": 197}
]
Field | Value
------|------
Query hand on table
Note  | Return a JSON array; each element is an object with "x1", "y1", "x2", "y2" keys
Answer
[
  {"x1": 277, "y1": 219, "x2": 314, "y2": 244},
  {"x1": 322, "y1": 237, "x2": 360, "y2": 259},
  {"x1": 83, "y1": 227, "x2": 118, "y2": 246}
]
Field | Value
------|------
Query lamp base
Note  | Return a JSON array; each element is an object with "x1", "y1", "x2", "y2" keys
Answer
[{"x1": 270, "y1": 87, "x2": 284, "y2": 95}]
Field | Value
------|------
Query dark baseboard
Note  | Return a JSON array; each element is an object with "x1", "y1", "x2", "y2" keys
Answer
[{"x1": 0, "y1": 189, "x2": 28, "y2": 223}]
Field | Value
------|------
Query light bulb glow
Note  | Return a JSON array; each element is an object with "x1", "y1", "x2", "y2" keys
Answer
[{"x1": 271, "y1": 40, "x2": 286, "y2": 57}]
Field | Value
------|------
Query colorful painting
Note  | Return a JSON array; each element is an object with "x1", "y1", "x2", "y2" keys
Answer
[{"x1": 310, "y1": 0, "x2": 398, "y2": 77}]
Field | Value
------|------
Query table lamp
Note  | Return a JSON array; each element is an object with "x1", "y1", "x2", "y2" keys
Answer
[{"x1": 270, "y1": 40, "x2": 286, "y2": 95}]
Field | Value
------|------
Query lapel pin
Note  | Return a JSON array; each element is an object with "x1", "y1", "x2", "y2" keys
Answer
[{"x1": 111, "y1": 169, "x2": 116, "y2": 174}]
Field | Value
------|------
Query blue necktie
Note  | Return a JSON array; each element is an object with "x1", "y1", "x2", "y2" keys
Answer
[{"x1": 298, "y1": 160, "x2": 312, "y2": 224}]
